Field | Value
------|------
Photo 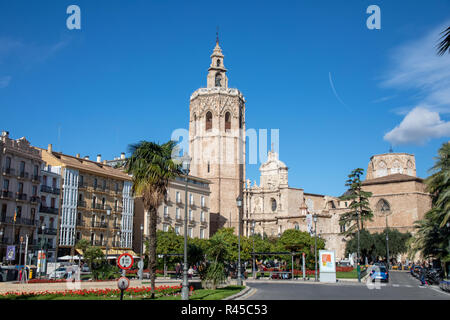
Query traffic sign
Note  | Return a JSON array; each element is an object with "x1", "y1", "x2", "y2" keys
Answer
[
  {"x1": 117, "y1": 276, "x2": 130, "y2": 290},
  {"x1": 117, "y1": 253, "x2": 134, "y2": 270}
]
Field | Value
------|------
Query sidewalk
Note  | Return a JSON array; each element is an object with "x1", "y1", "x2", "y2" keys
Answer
[{"x1": 0, "y1": 278, "x2": 186, "y2": 294}]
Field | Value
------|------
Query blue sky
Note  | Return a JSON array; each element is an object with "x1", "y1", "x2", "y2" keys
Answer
[{"x1": 1, "y1": 0, "x2": 449, "y2": 196}]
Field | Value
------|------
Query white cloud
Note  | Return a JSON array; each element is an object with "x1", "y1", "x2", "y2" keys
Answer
[
  {"x1": 382, "y1": 21, "x2": 450, "y2": 145},
  {"x1": 384, "y1": 107, "x2": 450, "y2": 145},
  {"x1": 0, "y1": 76, "x2": 11, "y2": 88}
]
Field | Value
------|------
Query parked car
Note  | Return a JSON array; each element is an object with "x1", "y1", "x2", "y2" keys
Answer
[
  {"x1": 81, "y1": 264, "x2": 90, "y2": 273},
  {"x1": 370, "y1": 265, "x2": 389, "y2": 282},
  {"x1": 0, "y1": 265, "x2": 18, "y2": 281},
  {"x1": 337, "y1": 260, "x2": 352, "y2": 267},
  {"x1": 49, "y1": 267, "x2": 68, "y2": 279}
]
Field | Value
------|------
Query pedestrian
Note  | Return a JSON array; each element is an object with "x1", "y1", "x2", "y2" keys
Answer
[
  {"x1": 175, "y1": 263, "x2": 180, "y2": 279},
  {"x1": 419, "y1": 262, "x2": 427, "y2": 286}
]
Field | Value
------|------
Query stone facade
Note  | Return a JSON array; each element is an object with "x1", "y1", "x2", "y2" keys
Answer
[
  {"x1": 39, "y1": 145, "x2": 134, "y2": 257},
  {"x1": 0, "y1": 131, "x2": 43, "y2": 264},
  {"x1": 133, "y1": 175, "x2": 211, "y2": 255},
  {"x1": 243, "y1": 151, "x2": 432, "y2": 260},
  {"x1": 189, "y1": 41, "x2": 245, "y2": 236}
]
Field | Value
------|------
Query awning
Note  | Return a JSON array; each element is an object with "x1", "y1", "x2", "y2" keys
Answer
[{"x1": 75, "y1": 248, "x2": 139, "y2": 258}]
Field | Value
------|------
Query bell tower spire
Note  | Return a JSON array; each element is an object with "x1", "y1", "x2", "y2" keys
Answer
[{"x1": 207, "y1": 34, "x2": 228, "y2": 88}]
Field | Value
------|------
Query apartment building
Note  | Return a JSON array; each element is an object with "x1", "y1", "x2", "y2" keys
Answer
[
  {"x1": 38, "y1": 164, "x2": 61, "y2": 261},
  {"x1": 133, "y1": 175, "x2": 211, "y2": 254},
  {"x1": 38, "y1": 145, "x2": 135, "y2": 257},
  {"x1": 0, "y1": 131, "x2": 43, "y2": 264}
]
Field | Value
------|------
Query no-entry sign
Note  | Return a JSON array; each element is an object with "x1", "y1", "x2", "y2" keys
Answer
[{"x1": 117, "y1": 253, "x2": 134, "y2": 270}]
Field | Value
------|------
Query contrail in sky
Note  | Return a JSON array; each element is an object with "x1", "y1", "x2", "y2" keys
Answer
[{"x1": 329, "y1": 72, "x2": 351, "y2": 111}]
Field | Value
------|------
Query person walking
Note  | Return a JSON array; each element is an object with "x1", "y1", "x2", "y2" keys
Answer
[{"x1": 419, "y1": 262, "x2": 428, "y2": 287}]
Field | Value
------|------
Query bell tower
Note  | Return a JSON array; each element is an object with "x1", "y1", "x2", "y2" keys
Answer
[{"x1": 189, "y1": 39, "x2": 246, "y2": 236}]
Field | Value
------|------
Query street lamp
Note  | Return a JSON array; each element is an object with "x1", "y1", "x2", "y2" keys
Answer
[
  {"x1": 313, "y1": 214, "x2": 318, "y2": 282},
  {"x1": 236, "y1": 195, "x2": 243, "y2": 286},
  {"x1": 40, "y1": 225, "x2": 45, "y2": 279},
  {"x1": 105, "y1": 209, "x2": 111, "y2": 264},
  {"x1": 381, "y1": 203, "x2": 390, "y2": 270},
  {"x1": 181, "y1": 153, "x2": 191, "y2": 301},
  {"x1": 140, "y1": 224, "x2": 144, "y2": 257},
  {"x1": 251, "y1": 221, "x2": 256, "y2": 280}
]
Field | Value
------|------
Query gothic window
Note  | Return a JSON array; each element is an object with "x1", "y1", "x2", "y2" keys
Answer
[
  {"x1": 193, "y1": 114, "x2": 197, "y2": 135},
  {"x1": 377, "y1": 161, "x2": 387, "y2": 177},
  {"x1": 215, "y1": 73, "x2": 222, "y2": 87},
  {"x1": 271, "y1": 198, "x2": 277, "y2": 212},
  {"x1": 239, "y1": 108, "x2": 242, "y2": 129},
  {"x1": 391, "y1": 159, "x2": 402, "y2": 174},
  {"x1": 206, "y1": 111, "x2": 212, "y2": 131},
  {"x1": 294, "y1": 223, "x2": 299, "y2": 231},
  {"x1": 216, "y1": 59, "x2": 220, "y2": 67},
  {"x1": 225, "y1": 112, "x2": 231, "y2": 130},
  {"x1": 376, "y1": 199, "x2": 390, "y2": 215}
]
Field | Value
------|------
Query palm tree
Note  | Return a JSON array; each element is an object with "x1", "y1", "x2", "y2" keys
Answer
[
  {"x1": 437, "y1": 26, "x2": 450, "y2": 56},
  {"x1": 125, "y1": 140, "x2": 182, "y2": 298},
  {"x1": 413, "y1": 142, "x2": 450, "y2": 270}
]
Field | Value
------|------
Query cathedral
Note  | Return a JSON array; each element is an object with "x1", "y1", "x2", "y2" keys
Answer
[{"x1": 188, "y1": 40, "x2": 432, "y2": 260}]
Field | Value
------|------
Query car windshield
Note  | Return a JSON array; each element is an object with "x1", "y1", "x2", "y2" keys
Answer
[
  {"x1": 55, "y1": 268, "x2": 66, "y2": 271},
  {"x1": 378, "y1": 267, "x2": 387, "y2": 272}
]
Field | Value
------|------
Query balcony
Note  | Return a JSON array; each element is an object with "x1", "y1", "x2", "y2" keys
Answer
[
  {"x1": 78, "y1": 182, "x2": 87, "y2": 189},
  {"x1": 188, "y1": 219, "x2": 196, "y2": 227},
  {"x1": 111, "y1": 241, "x2": 121, "y2": 247},
  {"x1": 41, "y1": 185, "x2": 52, "y2": 193},
  {"x1": 91, "y1": 203, "x2": 111, "y2": 211},
  {"x1": 112, "y1": 206, "x2": 123, "y2": 213},
  {"x1": 38, "y1": 227, "x2": 57, "y2": 235},
  {"x1": 0, "y1": 190, "x2": 13, "y2": 200},
  {"x1": 2, "y1": 168, "x2": 15, "y2": 176},
  {"x1": 93, "y1": 221, "x2": 108, "y2": 229},
  {"x1": 163, "y1": 215, "x2": 171, "y2": 222},
  {"x1": 91, "y1": 240, "x2": 105, "y2": 247},
  {"x1": 77, "y1": 200, "x2": 87, "y2": 208},
  {"x1": 0, "y1": 215, "x2": 39, "y2": 226},
  {"x1": 17, "y1": 171, "x2": 29, "y2": 180},
  {"x1": 16, "y1": 193, "x2": 27, "y2": 202},
  {"x1": 31, "y1": 175, "x2": 41, "y2": 183},
  {"x1": 30, "y1": 196, "x2": 40, "y2": 204},
  {"x1": 112, "y1": 224, "x2": 121, "y2": 230},
  {"x1": 39, "y1": 206, "x2": 59, "y2": 215}
]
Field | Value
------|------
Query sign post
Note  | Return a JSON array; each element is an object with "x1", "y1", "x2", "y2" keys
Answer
[
  {"x1": 117, "y1": 253, "x2": 134, "y2": 300},
  {"x1": 319, "y1": 250, "x2": 336, "y2": 283},
  {"x1": 302, "y1": 252, "x2": 306, "y2": 281}
]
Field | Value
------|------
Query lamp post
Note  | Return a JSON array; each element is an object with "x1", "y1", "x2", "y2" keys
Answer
[
  {"x1": 40, "y1": 225, "x2": 45, "y2": 279},
  {"x1": 181, "y1": 153, "x2": 191, "y2": 301},
  {"x1": 236, "y1": 196, "x2": 243, "y2": 286},
  {"x1": 313, "y1": 214, "x2": 318, "y2": 282},
  {"x1": 105, "y1": 209, "x2": 111, "y2": 264},
  {"x1": 140, "y1": 224, "x2": 144, "y2": 257},
  {"x1": 251, "y1": 221, "x2": 256, "y2": 279},
  {"x1": 0, "y1": 229, "x2": 3, "y2": 262},
  {"x1": 381, "y1": 205, "x2": 390, "y2": 270}
]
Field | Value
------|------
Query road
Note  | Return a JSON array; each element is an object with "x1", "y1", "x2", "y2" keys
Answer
[{"x1": 244, "y1": 271, "x2": 450, "y2": 300}]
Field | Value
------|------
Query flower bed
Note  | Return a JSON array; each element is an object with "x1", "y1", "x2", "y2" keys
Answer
[{"x1": 0, "y1": 284, "x2": 192, "y2": 299}]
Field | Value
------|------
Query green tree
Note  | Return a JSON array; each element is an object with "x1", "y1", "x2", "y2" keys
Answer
[
  {"x1": 413, "y1": 142, "x2": 450, "y2": 267},
  {"x1": 437, "y1": 26, "x2": 450, "y2": 56},
  {"x1": 125, "y1": 140, "x2": 182, "y2": 298},
  {"x1": 340, "y1": 168, "x2": 373, "y2": 266},
  {"x1": 84, "y1": 246, "x2": 105, "y2": 279},
  {"x1": 154, "y1": 228, "x2": 183, "y2": 268}
]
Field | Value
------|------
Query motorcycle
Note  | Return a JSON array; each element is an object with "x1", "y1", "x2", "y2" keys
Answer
[{"x1": 426, "y1": 268, "x2": 443, "y2": 285}]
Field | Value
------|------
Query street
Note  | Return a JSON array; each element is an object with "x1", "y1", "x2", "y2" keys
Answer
[{"x1": 244, "y1": 271, "x2": 450, "y2": 300}]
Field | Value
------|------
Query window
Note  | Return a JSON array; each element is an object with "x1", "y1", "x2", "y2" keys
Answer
[
  {"x1": 200, "y1": 228, "x2": 205, "y2": 239},
  {"x1": 225, "y1": 112, "x2": 231, "y2": 130},
  {"x1": 79, "y1": 175, "x2": 84, "y2": 186},
  {"x1": 176, "y1": 207, "x2": 180, "y2": 219},
  {"x1": 102, "y1": 197, "x2": 106, "y2": 209},
  {"x1": 163, "y1": 224, "x2": 168, "y2": 232},
  {"x1": 215, "y1": 73, "x2": 222, "y2": 87},
  {"x1": 16, "y1": 206, "x2": 22, "y2": 218},
  {"x1": 376, "y1": 199, "x2": 391, "y2": 215},
  {"x1": 115, "y1": 182, "x2": 118, "y2": 192},
  {"x1": 193, "y1": 114, "x2": 197, "y2": 135},
  {"x1": 271, "y1": 198, "x2": 277, "y2": 212},
  {"x1": 176, "y1": 191, "x2": 181, "y2": 203},
  {"x1": 216, "y1": 59, "x2": 220, "y2": 67},
  {"x1": 34, "y1": 165, "x2": 38, "y2": 176},
  {"x1": 115, "y1": 200, "x2": 118, "y2": 211},
  {"x1": 294, "y1": 223, "x2": 299, "y2": 231},
  {"x1": 175, "y1": 226, "x2": 180, "y2": 235},
  {"x1": 94, "y1": 178, "x2": 98, "y2": 189},
  {"x1": 92, "y1": 196, "x2": 97, "y2": 208},
  {"x1": 5, "y1": 157, "x2": 11, "y2": 169},
  {"x1": 164, "y1": 206, "x2": 168, "y2": 217},
  {"x1": 31, "y1": 208, "x2": 35, "y2": 221},
  {"x1": 189, "y1": 210, "x2": 192, "y2": 221},
  {"x1": 206, "y1": 111, "x2": 212, "y2": 131},
  {"x1": 1, "y1": 204, "x2": 6, "y2": 220},
  {"x1": 43, "y1": 175, "x2": 47, "y2": 186},
  {"x1": 189, "y1": 194, "x2": 193, "y2": 205},
  {"x1": 3, "y1": 179, "x2": 9, "y2": 191},
  {"x1": 103, "y1": 180, "x2": 106, "y2": 190},
  {"x1": 200, "y1": 211, "x2": 205, "y2": 222},
  {"x1": 201, "y1": 196, "x2": 205, "y2": 207},
  {"x1": 52, "y1": 178, "x2": 57, "y2": 188},
  {"x1": 207, "y1": 162, "x2": 210, "y2": 173},
  {"x1": 19, "y1": 161, "x2": 25, "y2": 175},
  {"x1": 32, "y1": 185, "x2": 37, "y2": 196},
  {"x1": 18, "y1": 182, "x2": 23, "y2": 194},
  {"x1": 51, "y1": 198, "x2": 56, "y2": 208},
  {"x1": 188, "y1": 227, "x2": 193, "y2": 238}
]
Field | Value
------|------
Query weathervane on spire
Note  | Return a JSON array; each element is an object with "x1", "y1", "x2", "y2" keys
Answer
[{"x1": 216, "y1": 26, "x2": 219, "y2": 44}]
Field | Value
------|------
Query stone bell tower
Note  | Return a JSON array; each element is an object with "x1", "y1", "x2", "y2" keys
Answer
[{"x1": 189, "y1": 39, "x2": 246, "y2": 236}]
